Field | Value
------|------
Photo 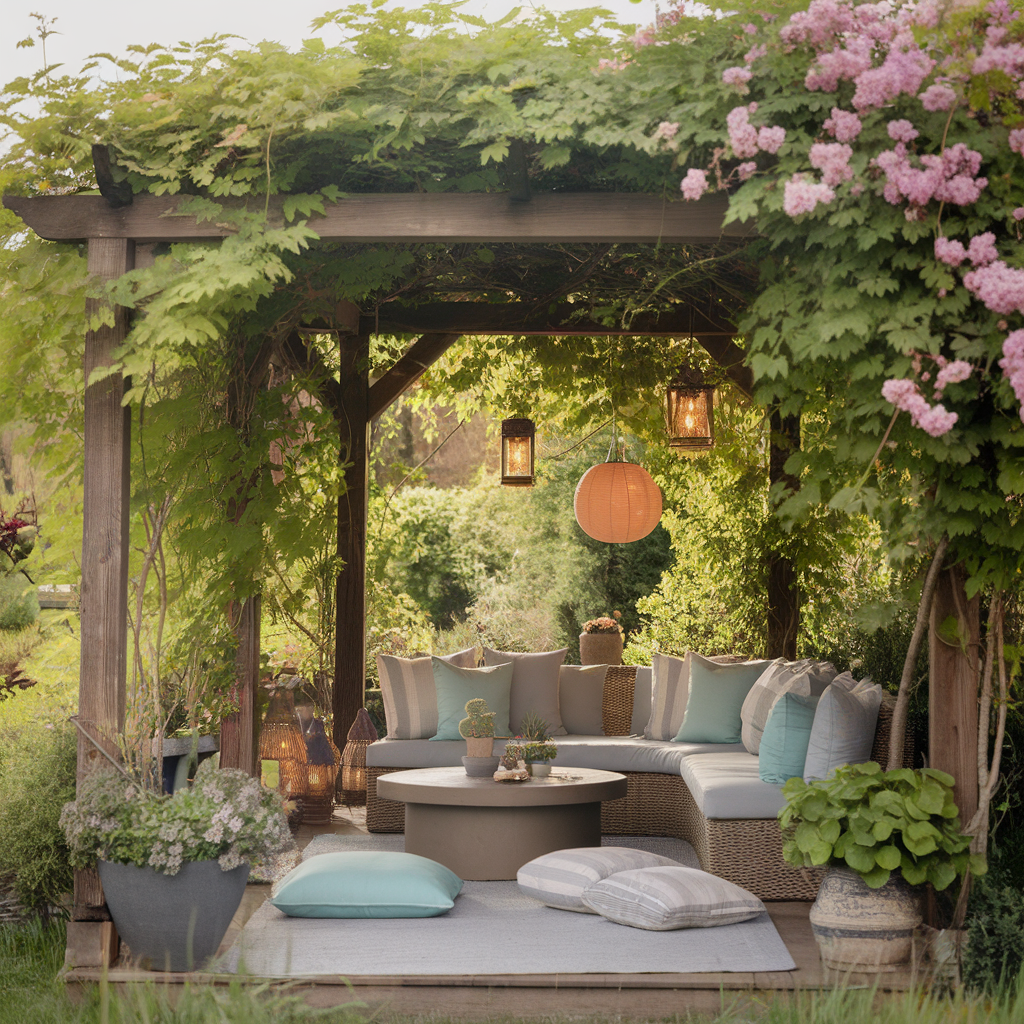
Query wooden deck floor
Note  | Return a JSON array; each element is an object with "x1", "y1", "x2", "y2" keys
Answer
[{"x1": 65, "y1": 807, "x2": 922, "y2": 1020}]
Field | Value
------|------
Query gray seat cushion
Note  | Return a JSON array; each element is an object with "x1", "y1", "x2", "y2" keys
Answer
[
  {"x1": 679, "y1": 752, "x2": 787, "y2": 820},
  {"x1": 367, "y1": 738, "x2": 466, "y2": 768},
  {"x1": 551, "y1": 736, "x2": 746, "y2": 774},
  {"x1": 367, "y1": 734, "x2": 748, "y2": 774}
]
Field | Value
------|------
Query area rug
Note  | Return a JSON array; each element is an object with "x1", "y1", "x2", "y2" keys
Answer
[{"x1": 218, "y1": 833, "x2": 796, "y2": 977}]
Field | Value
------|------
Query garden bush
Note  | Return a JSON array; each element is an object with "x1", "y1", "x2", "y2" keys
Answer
[
  {"x1": 963, "y1": 842, "x2": 1024, "y2": 996},
  {"x1": 0, "y1": 577, "x2": 38, "y2": 633},
  {"x1": 0, "y1": 724, "x2": 75, "y2": 913}
]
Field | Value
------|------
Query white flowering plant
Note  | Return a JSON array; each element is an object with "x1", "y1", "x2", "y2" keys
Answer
[{"x1": 60, "y1": 759, "x2": 296, "y2": 878}]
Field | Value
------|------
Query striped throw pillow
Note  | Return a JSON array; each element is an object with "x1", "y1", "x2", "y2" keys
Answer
[
  {"x1": 740, "y1": 659, "x2": 836, "y2": 755},
  {"x1": 582, "y1": 866, "x2": 764, "y2": 930},
  {"x1": 376, "y1": 655, "x2": 438, "y2": 740},
  {"x1": 644, "y1": 652, "x2": 690, "y2": 740},
  {"x1": 517, "y1": 847, "x2": 680, "y2": 913}
]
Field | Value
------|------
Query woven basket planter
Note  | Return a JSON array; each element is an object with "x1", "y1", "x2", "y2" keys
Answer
[{"x1": 580, "y1": 631, "x2": 623, "y2": 666}]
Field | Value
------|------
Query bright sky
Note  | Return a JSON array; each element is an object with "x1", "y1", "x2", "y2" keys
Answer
[{"x1": 4, "y1": 0, "x2": 657, "y2": 84}]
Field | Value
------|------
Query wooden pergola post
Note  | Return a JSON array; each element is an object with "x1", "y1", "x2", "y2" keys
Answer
[
  {"x1": 333, "y1": 332, "x2": 371, "y2": 754},
  {"x1": 74, "y1": 237, "x2": 133, "y2": 925},
  {"x1": 929, "y1": 563, "x2": 980, "y2": 823}
]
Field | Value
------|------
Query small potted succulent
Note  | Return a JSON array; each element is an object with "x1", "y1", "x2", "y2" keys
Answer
[
  {"x1": 780, "y1": 762, "x2": 985, "y2": 974},
  {"x1": 459, "y1": 698, "x2": 499, "y2": 776},
  {"x1": 579, "y1": 612, "x2": 624, "y2": 665},
  {"x1": 494, "y1": 743, "x2": 530, "y2": 782},
  {"x1": 519, "y1": 711, "x2": 558, "y2": 777}
]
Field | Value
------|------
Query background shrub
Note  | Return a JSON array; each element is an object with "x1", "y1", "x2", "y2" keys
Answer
[
  {"x1": 963, "y1": 842, "x2": 1024, "y2": 995},
  {"x1": 0, "y1": 577, "x2": 38, "y2": 633},
  {"x1": 0, "y1": 724, "x2": 75, "y2": 913}
]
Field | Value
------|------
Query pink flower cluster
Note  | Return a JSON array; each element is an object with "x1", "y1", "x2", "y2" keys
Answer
[
  {"x1": 963, "y1": 262, "x2": 1024, "y2": 316},
  {"x1": 920, "y1": 83, "x2": 957, "y2": 111},
  {"x1": 809, "y1": 142, "x2": 853, "y2": 185},
  {"x1": 681, "y1": 168, "x2": 708, "y2": 201},
  {"x1": 823, "y1": 107, "x2": 862, "y2": 142},
  {"x1": 1000, "y1": 330, "x2": 1024, "y2": 422},
  {"x1": 933, "y1": 358, "x2": 973, "y2": 396},
  {"x1": 783, "y1": 176, "x2": 836, "y2": 216},
  {"x1": 653, "y1": 121, "x2": 680, "y2": 142},
  {"x1": 723, "y1": 66, "x2": 753, "y2": 88},
  {"x1": 881, "y1": 378, "x2": 959, "y2": 437},
  {"x1": 934, "y1": 232, "x2": 999, "y2": 268},
  {"x1": 726, "y1": 104, "x2": 786, "y2": 158},
  {"x1": 874, "y1": 142, "x2": 987, "y2": 210}
]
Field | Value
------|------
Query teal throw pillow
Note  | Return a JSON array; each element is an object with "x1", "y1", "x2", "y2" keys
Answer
[
  {"x1": 270, "y1": 851, "x2": 463, "y2": 918},
  {"x1": 430, "y1": 657, "x2": 514, "y2": 739},
  {"x1": 673, "y1": 657, "x2": 770, "y2": 744},
  {"x1": 758, "y1": 692, "x2": 820, "y2": 785}
]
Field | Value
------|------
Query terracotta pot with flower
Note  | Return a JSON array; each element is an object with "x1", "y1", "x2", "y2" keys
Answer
[{"x1": 580, "y1": 612, "x2": 624, "y2": 665}]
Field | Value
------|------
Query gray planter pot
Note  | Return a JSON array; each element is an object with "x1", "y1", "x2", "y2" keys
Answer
[
  {"x1": 809, "y1": 865, "x2": 923, "y2": 973},
  {"x1": 98, "y1": 859, "x2": 249, "y2": 972},
  {"x1": 462, "y1": 755, "x2": 500, "y2": 778}
]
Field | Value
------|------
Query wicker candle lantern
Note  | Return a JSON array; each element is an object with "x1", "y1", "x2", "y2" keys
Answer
[
  {"x1": 341, "y1": 708, "x2": 379, "y2": 805},
  {"x1": 666, "y1": 371, "x2": 715, "y2": 455},
  {"x1": 302, "y1": 719, "x2": 338, "y2": 826},
  {"x1": 259, "y1": 689, "x2": 308, "y2": 805},
  {"x1": 500, "y1": 418, "x2": 535, "y2": 486}
]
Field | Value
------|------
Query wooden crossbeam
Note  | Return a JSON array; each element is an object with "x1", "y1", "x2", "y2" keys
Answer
[
  {"x1": 2, "y1": 192, "x2": 753, "y2": 245},
  {"x1": 367, "y1": 334, "x2": 462, "y2": 421},
  {"x1": 369, "y1": 302, "x2": 753, "y2": 396}
]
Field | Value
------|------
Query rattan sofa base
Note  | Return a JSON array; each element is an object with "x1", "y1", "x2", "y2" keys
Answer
[{"x1": 366, "y1": 765, "x2": 820, "y2": 900}]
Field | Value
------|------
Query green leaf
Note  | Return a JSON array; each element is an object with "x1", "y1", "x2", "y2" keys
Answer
[
  {"x1": 875, "y1": 845, "x2": 901, "y2": 870},
  {"x1": 844, "y1": 845, "x2": 876, "y2": 873},
  {"x1": 861, "y1": 865, "x2": 892, "y2": 889}
]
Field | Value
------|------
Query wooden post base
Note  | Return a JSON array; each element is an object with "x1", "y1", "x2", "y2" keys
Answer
[{"x1": 64, "y1": 921, "x2": 119, "y2": 969}]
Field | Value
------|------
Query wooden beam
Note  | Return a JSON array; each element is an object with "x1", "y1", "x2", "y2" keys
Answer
[
  {"x1": 929, "y1": 563, "x2": 980, "y2": 823},
  {"x1": 766, "y1": 412, "x2": 800, "y2": 660},
  {"x1": 367, "y1": 304, "x2": 752, "y2": 396},
  {"x1": 3, "y1": 192, "x2": 753, "y2": 245},
  {"x1": 367, "y1": 334, "x2": 462, "y2": 421},
  {"x1": 220, "y1": 595, "x2": 260, "y2": 776},
  {"x1": 333, "y1": 333, "x2": 371, "y2": 757},
  {"x1": 75, "y1": 237, "x2": 133, "y2": 921}
]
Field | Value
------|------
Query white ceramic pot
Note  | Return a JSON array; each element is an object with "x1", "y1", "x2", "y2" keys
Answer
[
  {"x1": 579, "y1": 631, "x2": 623, "y2": 666},
  {"x1": 809, "y1": 865, "x2": 923, "y2": 973},
  {"x1": 529, "y1": 762, "x2": 552, "y2": 778}
]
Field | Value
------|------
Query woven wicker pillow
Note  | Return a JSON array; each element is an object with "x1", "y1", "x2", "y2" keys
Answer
[
  {"x1": 517, "y1": 847, "x2": 679, "y2": 913},
  {"x1": 581, "y1": 866, "x2": 764, "y2": 930}
]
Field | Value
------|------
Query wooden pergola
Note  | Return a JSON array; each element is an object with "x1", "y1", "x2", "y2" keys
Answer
[{"x1": 3, "y1": 187, "x2": 979, "y2": 929}]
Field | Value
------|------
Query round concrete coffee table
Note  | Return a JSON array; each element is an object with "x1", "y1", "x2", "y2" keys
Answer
[{"x1": 376, "y1": 766, "x2": 627, "y2": 880}]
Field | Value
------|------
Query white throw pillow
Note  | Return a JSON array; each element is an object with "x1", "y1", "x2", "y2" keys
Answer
[
  {"x1": 645, "y1": 652, "x2": 690, "y2": 740},
  {"x1": 517, "y1": 847, "x2": 679, "y2": 913},
  {"x1": 581, "y1": 865, "x2": 764, "y2": 930},
  {"x1": 483, "y1": 647, "x2": 567, "y2": 736},
  {"x1": 803, "y1": 672, "x2": 883, "y2": 782},
  {"x1": 740, "y1": 659, "x2": 836, "y2": 755}
]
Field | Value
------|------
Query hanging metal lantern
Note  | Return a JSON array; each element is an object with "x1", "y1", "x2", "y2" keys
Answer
[
  {"x1": 341, "y1": 708, "x2": 379, "y2": 805},
  {"x1": 501, "y1": 418, "x2": 535, "y2": 486},
  {"x1": 574, "y1": 461, "x2": 663, "y2": 544},
  {"x1": 666, "y1": 371, "x2": 715, "y2": 455},
  {"x1": 302, "y1": 719, "x2": 338, "y2": 825}
]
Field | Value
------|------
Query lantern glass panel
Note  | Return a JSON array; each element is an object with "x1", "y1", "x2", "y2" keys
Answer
[
  {"x1": 666, "y1": 386, "x2": 715, "y2": 452},
  {"x1": 500, "y1": 418, "x2": 536, "y2": 486}
]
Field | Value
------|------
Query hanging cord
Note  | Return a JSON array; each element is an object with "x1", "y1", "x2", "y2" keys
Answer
[
  {"x1": 540, "y1": 418, "x2": 612, "y2": 461},
  {"x1": 376, "y1": 419, "x2": 465, "y2": 542}
]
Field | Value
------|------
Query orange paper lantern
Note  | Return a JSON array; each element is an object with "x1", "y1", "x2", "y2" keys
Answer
[{"x1": 573, "y1": 462, "x2": 663, "y2": 544}]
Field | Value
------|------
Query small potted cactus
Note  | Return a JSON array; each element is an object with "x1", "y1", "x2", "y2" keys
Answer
[{"x1": 460, "y1": 699, "x2": 499, "y2": 777}]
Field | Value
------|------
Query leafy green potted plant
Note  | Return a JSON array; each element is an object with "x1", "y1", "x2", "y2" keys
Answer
[
  {"x1": 61, "y1": 760, "x2": 296, "y2": 971},
  {"x1": 579, "y1": 613, "x2": 624, "y2": 666},
  {"x1": 459, "y1": 698, "x2": 498, "y2": 776},
  {"x1": 780, "y1": 763, "x2": 984, "y2": 973},
  {"x1": 519, "y1": 711, "x2": 558, "y2": 777}
]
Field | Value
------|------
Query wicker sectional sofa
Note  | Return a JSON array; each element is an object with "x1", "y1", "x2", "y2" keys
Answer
[{"x1": 365, "y1": 664, "x2": 909, "y2": 901}]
